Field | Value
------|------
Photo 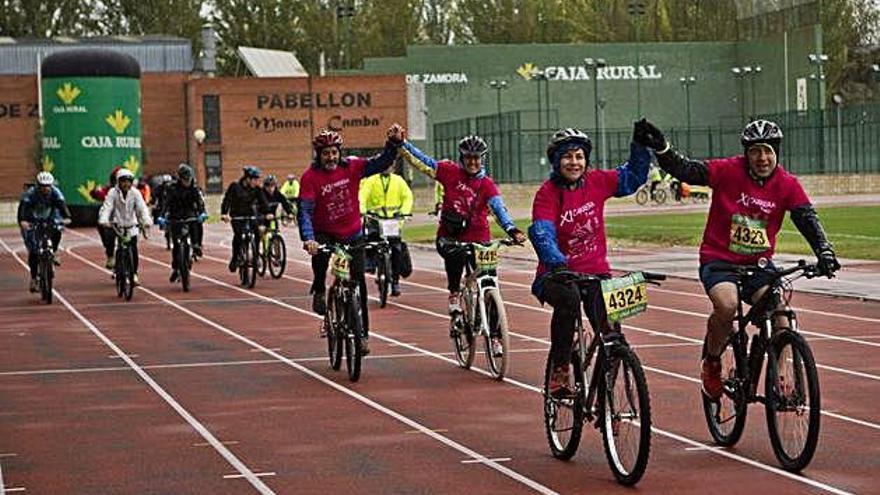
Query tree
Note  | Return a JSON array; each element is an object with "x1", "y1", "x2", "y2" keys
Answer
[{"x1": 0, "y1": 0, "x2": 101, "y2": 37}]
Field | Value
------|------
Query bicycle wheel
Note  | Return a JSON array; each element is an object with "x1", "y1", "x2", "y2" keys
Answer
[
  {"x1": 247, "y1": 238, "x2": 259, "y2": 288},
  {"x1": 483, "y1": 289, "x2": 510, "y2": 380},
  {"x1": 39, "y1": 255, "x2": 53, "y2": 304},
  {"x1": 115, "y1": 248, "x2": 125, "y2": 297},
  {"x1": 377, "y1": 253, "x2": 390, "y2": 308},
  {"x1": 267, "y1": 234, "x2": 286, "y2": 279},
  {"x1": 257, "y1": 235, "x2": 268, "y2": 277},
  {"x1": 635, "y1": 188, "x2": 648, "y2": 206},
  {"x1": 543, "y1": 352, "x2": 585, "y2": 460},
  {"x1": 653, "y1": 188, "x2": 667, "y2": 205},
  {"x1": 327, "y1": 289, "x2": 343, "y2": 371},
  {"x1": 180, "y1": 241, "x2": 191, "y2": 292},
  {"x1": 600, "y1": 346, "x2": 651, "y2": 486},
  {"x1": 344, "y1": 288, "x2": 364, "y2": 382},
  {"x1": 701, "y1": 334, "x2": 748, "y2": 446},
  {"x1": 122, "y1": 248, "x2": 135, "y2": 301},
  {"x1": 765, "y1": 331, "x2": 820, "y2": 472},
  {"x1": 451, "y1": 290, "x2": 476, "y2": 369}
]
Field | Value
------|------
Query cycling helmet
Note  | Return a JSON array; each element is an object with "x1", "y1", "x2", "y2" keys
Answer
[
  {"x1": 741, "y1": 119, "x2": 782, "y2": 157},
  {"x1": 263, "y1": 174, "x2": 277, "y2": 187},
  {"x1": 458, "y1": 135, "x2": 488, "y2": 157},
  {"x1": 36, "y1": 171, "x2": 55, "y2": 186},
  {"x1": 116, "y1": 169, "x2": 135, "y2": 182},
  {"x1": 177, "y1": 163, "x2": 194, "y2": 180},
  {"x1": 243, "y1": 165, "x2": 262, "y2": 179},
  {"x1": 546, "y1": 128, "x2": 592, "y2": 167},
  {"x1": 312, "y1": 129, "x2": 343, "y2": 151}
]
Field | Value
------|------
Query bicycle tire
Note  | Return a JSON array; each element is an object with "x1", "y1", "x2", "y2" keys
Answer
[
  {"x1": 124, "y1": 248, "x2": 135, "y2": 301},
  {"x1": 765, "y1": 331, "x2": 820, "y2": 472},
  {"x1": 115, "y1": 248, "x2": 125, "y2": 297},
  {"x1": 39, "y1": 254, "x2": 53, "y2": 304},
  {"x1": 483, "y1": 289, "x2": 510, "y2": 380},
  {"x1": 327, "y1": 289, "x2": 343, "y2": 371},
  {"x1": 653, "y1": 188, "x2": 667, "y2": 205},
  {"x1": 247, "y1": 238, "x2": 259, "y2": 288},
  {"x1": 344, "y1": 287, "x2": 364, "y2": 382},
  {"x1": 451, "y1": 290, "x2": 476, "y2": 369},
  {"x1": 600, "y1": 346, "x2": 651, "y2": 486},
  {"x1": 543, "y1": 352, "x2": 585, "y2": 460},
  {"x1": 635, "y1": 188, "x2": 648, "y2": 206},
  {"x1": 701, "y1": 335, "x2": 748, "y2": 447},
  {"x1": 180, "y1": 241, "x2": 191, "y2": 292},
  {"x1": 268, "y1": 234, "x2": 286, "y2": 279},
  {"x1": 377, "y1": 253, "x2": 390, "y2": 308}
]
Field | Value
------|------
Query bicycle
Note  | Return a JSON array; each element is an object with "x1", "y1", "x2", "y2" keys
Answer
[
  {"x1": 230, "y1": 216, "x2": 261, "y2": 288},
  {"x1": 363, "y1": 211, "x2": 408, "y2": 308},
  {"x1": 702, "y1": 259, "x2": 823, "y2": 472},
  {"x1": 112, "y1": 224, "x2": 141, "y2": 301},
  {"x1": 445, "y1": 238, "x2": 519, "y2": 380},
  {"x1": 31, "y1": 218, "x2": 61, "y2": 304},
  {"x1": 319, "y1": 242, "x2": 367, "y2": 382},
  {"x1": 634, "y1": 182, "x2": 667, "y2": 206},
  {"x1": 542, "y1": 270, "x2": 665, "y2": 486},
  {"x1": 258, "y1": 213, "x2": 288, "y2": 280},
  {"x1": 168, "y1": 217, "x2": 201, "y2": 292}
]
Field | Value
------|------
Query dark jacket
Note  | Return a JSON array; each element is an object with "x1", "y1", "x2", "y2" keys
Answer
[
  {"x1": 17, "y1": 186, "x2": 70, "y2": 224},
  {"x1": 220, "y1": 179, "x2": 269, "y2": 217},
  {"x1": 163, "y1": 181, "x2": 206, "y2": 220},
  {"x1": 263, "y1": 188, "x2": 294, "y2": 216}
]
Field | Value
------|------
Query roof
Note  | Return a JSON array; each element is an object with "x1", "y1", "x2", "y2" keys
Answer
[{"x1": 237, "y1": 46, "x2": 308, "y2": 78}]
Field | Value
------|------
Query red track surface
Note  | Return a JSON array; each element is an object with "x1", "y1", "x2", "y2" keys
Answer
[{"x1": 1, "y1": 225, "x2": 878, "y2": 494}]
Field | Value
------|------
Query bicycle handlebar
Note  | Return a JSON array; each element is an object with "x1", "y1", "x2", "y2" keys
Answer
[
  {"x1": 707, "y1": 259, "x2": 821, "y2": 280},
  {"x1": 550, "y1": 270, "x2": 666, "y2": 286}
]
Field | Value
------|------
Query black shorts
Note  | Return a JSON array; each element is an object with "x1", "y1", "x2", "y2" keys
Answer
[{"x1": 699, "y1": 260, "x2": 778, "y2": 303}]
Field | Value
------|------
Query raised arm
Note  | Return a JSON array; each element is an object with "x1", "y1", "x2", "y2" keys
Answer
[
  {"x1": 613, "y1": 142, "x2": 652, "y2": 197},
  {"x1": 399, "y1": 140, "x2": 439, "y2": 179},
  {"x1": 632, "y1": 119, "x2": 710, "y2": 186}
]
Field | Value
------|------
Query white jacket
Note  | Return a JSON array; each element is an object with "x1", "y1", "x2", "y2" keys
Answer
[{"x1": 98, "y1": 186, "x2": 152, "y2": 236}]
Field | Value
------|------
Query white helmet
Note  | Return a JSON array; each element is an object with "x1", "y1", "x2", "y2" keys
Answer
[
  {"x1": 116, "y1": 169, "x2": 135, "y2": 182},
  {"x1": 36, "y1": 171, "x2": 55, "y2": 186}
]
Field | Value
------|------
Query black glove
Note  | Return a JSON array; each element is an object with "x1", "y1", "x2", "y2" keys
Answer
[
  {"x1": 507, "y1": 227, "x2": 525, "y2": 242},
  {"x1": 816, "y1": 248, "x2": 840, "y2": 278},
  {"x1": 633, "y1": 118, "x2": 667, "y2": 151}
]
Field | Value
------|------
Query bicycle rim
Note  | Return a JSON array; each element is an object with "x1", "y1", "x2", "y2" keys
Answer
[
  {"x1": 123, "y1": 250, "x2": 135, "y2": 301},
  {"x1": 344, "y1": 292, "x2": 363, "y2": 382},
  {"x1": 702, "y1": 336, "x2": 748, "y2": 446},
  {"x1": 268, "y1": 235, "x2": 286, "y2": 279},
  {"x1": 601, "y1": 348, "x2": 651, "y2": 486},
  {"x1": 543, "y1": 353, "x2": 585, "y2": 460},
  {"x1": 180, "y1": 242, "x2": 191, "y2": 292},
  {"x1": 635, "y1": 189, "x2": 648, "y2": 206},
  {"x1": 39, "y1": 258, "x2": 53, "y2": 304},
  {"x1": 483, "y1": 289, "x2": 510, "y2": 380},
  {"x1": 327, "y1": 293, "x2": 343, "y2": 370},
  {"x1": 654, "y1": 188, "x2": 667, "y2": 205},
  {"x1": 377, "y1": 256, "x2": 389, "y2": 308},
  {"x1": 765, "y1": 332, "x2": 820, "y2": 472}
]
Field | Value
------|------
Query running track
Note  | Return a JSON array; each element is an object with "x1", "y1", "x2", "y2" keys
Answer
[{"x1": 0, "y1": 225, "x2": 878, "y2": 494}]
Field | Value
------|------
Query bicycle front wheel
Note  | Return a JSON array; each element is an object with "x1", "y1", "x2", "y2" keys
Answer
[
  {"x1": 765, "y1": 331, "x2": 820, "y2": 472},
  {"x1": 123, "y1": 248, "x2": 135, "y2": 301},
  {"x1": 483, "y1": 289, "x2": 510, "y2": 380},
  {"x1": 344, "y1": 289, "x2": 364, "y2": 382},
  {"x1": 377, "y1": 253, "x2": 390, "y2": 308},
  {"x1": 702, "y1": 334, "x2": 748, "y2": 447},
  {"x1": 39, "y1": 256, "x2": 53, "y2": 304},
  {"x1": 257, "y1": 235, "x2": 268, "y2": 277},
  {"x1": 327, "y1": 290, "x2": 343, "y2": 371},
  {"x1": 268, "y1": 234, "x2": 286, "y2": 279},
  {"x1": 180, "y1": 241, "x2": 191, "y2": 292},
  {"x1": 600, "y1": 346, "x2": 651, "y2": 486},
  {"x1": 543, "y1": 352, "x2": 585, "y2": 460}
]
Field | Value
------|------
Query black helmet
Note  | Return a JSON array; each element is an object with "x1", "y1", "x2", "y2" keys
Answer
[
  {"x1": 263, "y1": 174, "x2": 277, "y2": 187},
  {"x1": 243, "y1": 165, "x2": 262, "y2": 179},
  {"x1": 458, "y1": 135, "x2": 488, "y2": 157},
  {"x1": 546, "y1": 128, "x2": 592, "y2": 166},
  {"x1": 741, "y1": 119, "x2": 783, "y2": 157},
  {"x1": 178, "y1": 163, "x2": 194, "y2": 180}
]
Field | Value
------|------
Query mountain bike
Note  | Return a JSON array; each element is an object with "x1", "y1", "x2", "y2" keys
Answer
[
  {"x1": 634, "y1": 182, "x2": 667, "y2": 206},
  {"x1": 702, "y1": 260, "x2": 823, "y2": 472},
  {"x1": 543, "y1": 270, "x2": 665, "y2": 486},
  {"x1": 363, "y1": 212, "x2": 408, "y2": 308},
  {"x1": 231, "y1": 216, "x2": 260, "y2": 288},
  {"x1": 168, "y1": 217, "x2": 200, "y2": 292},
  {"x1": 258, "y1": 213, "x2": 287, "y2": 279},
  {"x1": 31, "y1": 218, "x2": 61, "y2": 304},
  {"x1": 112, "y1": 224, "x2": 141, "y2": 301},
  {"x1": 446, "y1": 238, "x2": 519, "y2": 380},
  {"x1": 320, "y1": 242, "x2": 367, "y2": 382}
]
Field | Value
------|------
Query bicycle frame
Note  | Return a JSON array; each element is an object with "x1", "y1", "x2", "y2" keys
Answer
[{"x1": 462, "y1": 262, "x2": 499, "y2": 339}]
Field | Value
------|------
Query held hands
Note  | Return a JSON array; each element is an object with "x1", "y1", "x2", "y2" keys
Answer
[
  {"x1": 387, "y1": 123, "x2": 406, "y2": 144},
  {"x1": 303, "y1": 240, "x2": 319, "y2": 256},
  {"x1": 508, "y1": 227, "x2": 527, "y2": 245},
  {"x1": 221, "y1": 214, "x2": 230, "y2": 223},
  {"x1": 632, "y1": 118, "x2": 668, "y2": 152}
]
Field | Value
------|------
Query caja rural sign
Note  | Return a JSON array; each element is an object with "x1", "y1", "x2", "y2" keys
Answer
[{"x1": 516, "y1": 62, "x2": 663, "y2": 82}]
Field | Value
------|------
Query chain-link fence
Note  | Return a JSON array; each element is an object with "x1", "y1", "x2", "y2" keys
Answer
[{"x1": 433, "y1": 103, "x2": 880, "y2": 184}]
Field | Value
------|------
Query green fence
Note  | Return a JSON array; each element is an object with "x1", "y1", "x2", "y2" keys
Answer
[{"x1": 434, "y1": 103, "x2": 880, "y2": 183}]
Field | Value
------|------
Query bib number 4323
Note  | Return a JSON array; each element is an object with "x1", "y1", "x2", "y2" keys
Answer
[{"x1": 729, "y1": 214, "x2": 770, "y2": 255}]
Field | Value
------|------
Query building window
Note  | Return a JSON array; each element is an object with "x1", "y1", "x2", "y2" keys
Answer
[
  {"x1": 205, "y1": 152, "x2": 223, "y2": 193},
  {"x1": 202, "y1": 95, "x2": 221, "y2": 144}
]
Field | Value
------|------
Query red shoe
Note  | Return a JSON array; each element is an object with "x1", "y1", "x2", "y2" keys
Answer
[
  {"x1": 701, "y1": 357, "x2": 723, "y2": 400},
  {"x1": 548, "y1": 364, "x2": 575, "y2": 399}
]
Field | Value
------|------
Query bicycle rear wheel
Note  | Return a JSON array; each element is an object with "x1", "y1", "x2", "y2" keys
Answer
[
  {"x1": 543, "y1": 352, "x2": 585, "y2": 460},
  {"x1": 344, "y1": 288, "x2": 364, "y2": 382},
  {"x1": 39, "y1": 255, "x2": 53, "y2": 304},
  {"x1": 653, "y1": 188, "x2": 667, "y2": 205},
  {"x1": 600, "y1": 346, "x2": 651, "y2": 486},
  {"x1": 483, "y1": 289, "x2": 510, "y2": 380},
  {"x1": 702, "y1": 334, "x2": 748, "y2": 446},
  {"x1": 635, "y1": 188, "x2": 648, "y2": 206},
  {"x1": 765, "y1": 331, "x2": 820, "y2": 472},
  {"x1": 268, "y1": 234, "x2": 286, "y2": 279},
  {"x1": 180, "y1": 241, "x2": 191, "y2": 292}
]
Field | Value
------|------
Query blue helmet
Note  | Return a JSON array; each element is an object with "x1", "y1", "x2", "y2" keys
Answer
[{"x1": 242, "y1": 165, "x2": 262, "y2": 179}]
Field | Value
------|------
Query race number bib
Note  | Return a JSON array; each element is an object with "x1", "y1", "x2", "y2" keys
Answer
[
  {"x1": 474, "y1": 243, "x2": 500, "y2": 272},
  {"x1": 729, "y1": 214, "x2": 770, "y2": 255},
  {"x1": 379, "y1": 219, "x2": 401, "y2": 237},
  {"x1": 601, "y1": 272, "x2": 647, "y2": 322},
  {"x1": 330, "y1": 248, "x2": 352, "y2": 281}
]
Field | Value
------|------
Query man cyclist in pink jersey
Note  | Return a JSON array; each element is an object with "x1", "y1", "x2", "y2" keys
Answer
[
  {"x1": 634, "y1": 119, "x2": 840, "y2": 399},
  {"x1": 299, "y1": 125, "x2": 406, "y2": 354},
  {"x1": 529, "y1": 125, "x2": 653, "y2": 397}
]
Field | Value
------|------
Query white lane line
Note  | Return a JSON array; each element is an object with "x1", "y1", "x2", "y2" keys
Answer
[
  {"x1": 66, "y1": 249, "x2": 559, "y2": 495},
  {"x1": 108, "y1": 354, "x2": 139, "y2": 359},
  {"x1": 188, "y1": 253, "x2": 857, "y2": 495},
  {"x1": 462, "y1": 457, "x2": 512, "y2": 464},
  {"x1": 195, "y1": 441, "x2": 240, "y2": 447},
  {"x1": 4, "y1": 488, "x2": 24, "y2": 493},
  {"x1": 224, "y1": 472, "x2": 275, "y2": 479},
  {"x1": 633, "y1": 342, "x2": 701, "y2": 349},
  {"x1": 0, "y1": 239, "x2": 276, "y2": 495},
  {"x1": 0, "y1": 453, "x2": 5, "y2": 495},
  {"x1": 405, "y1": 428, "x2": 449, "y2": 434},
  {"x1": 250, "y1": 348, "x2": 281, "y2": 352}
]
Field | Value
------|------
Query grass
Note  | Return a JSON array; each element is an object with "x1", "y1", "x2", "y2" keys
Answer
[{"x1": 404, "y1": 205, "x2": 880, "y2": 261}]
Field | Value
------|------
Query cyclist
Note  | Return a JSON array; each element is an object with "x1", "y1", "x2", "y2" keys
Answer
[
  {"x1": 17, "y1": 172, "x2": 72, "y2": 292},
  {"x1": 359, "y1": 157, "x2": 414, "y2": 297},
  {"x1": 634, "y1": 118, "x2": 840, "y2": 399},
  {"x1": 648, "y1": 163, "x2": 663, "y2": 199},
  {"x1": 299, "y1": 125, "x2": 405, "y2": 355},
  {"x1": 163, "y1": 164, "x2": 207, "y2": 283},
  {"x1": 263, "y1": 174, "x2": 296, "y2": 220},
  {"x1": 150, "y1": 173, "x2": 174, "y2": 249},
  {"x1": 98, "y1": 169, "x2": 152, "y2": 285},
  {"x1": 92, "y1": 166, "x2": 122, "y2": 268},
  {"x1": 529, "y1": 125, "x2": 652, "y2": 398},
  {"x1": 220, "y1": 166, "x2": 272, "y2": 272},
  {"x1": 399, "y1": 134, "x2": 527, "y2": 315},
  {"x1": 280, "y1": 173, "x2": 300, "y2": 204}
]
